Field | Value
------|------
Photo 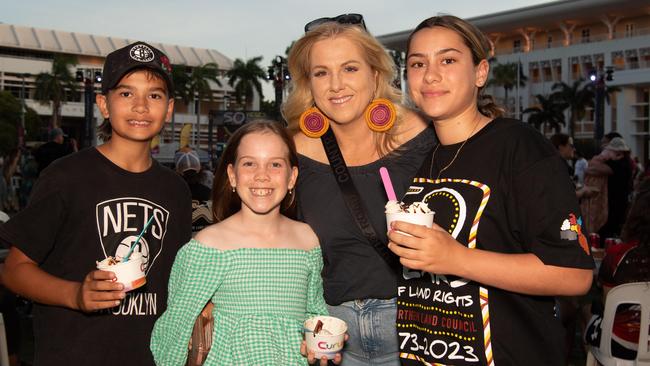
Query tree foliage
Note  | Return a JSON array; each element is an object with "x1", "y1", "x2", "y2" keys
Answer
[
  {"x1": 550, "y1": 78, "x2": 594, "y2": 137},
  {"x1": 227, "y1": 56, "x2": 266, "y2": 109},
  {"x1": 489, "y1": 62, "x2": 527, "y2": 114},
  {"x1": 523, "y1": 94, "x2": 568, "y2": 133},
  {"x1": 33, "y1": 55, "x2": 77, "y2": 128},
  {"x1": 0, "y1": 91, "x2": 41, "y2": 155},
  {"x1": 187, "y1": 63, "x2": 222, "y2": 105}
]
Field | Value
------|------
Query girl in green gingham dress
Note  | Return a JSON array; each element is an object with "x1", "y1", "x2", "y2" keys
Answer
[{"x1": 151, "y1": 122, "x2": 330, "y2": 365}]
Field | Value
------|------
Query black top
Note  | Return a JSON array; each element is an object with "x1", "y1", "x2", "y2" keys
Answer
[
  {"x1": 396, "y1": 118, "x2": 594, "y2": 366},
  {"x1": 600, "y1": 158, "x2": 633, "y2": 237},
  {"x1": 34, "y1": 141, "x2": 74, "y2": 175},
  {"x1": 296, "y1": 126, "x2": 436, "y2": 305},
  {"x1": 0, "y1": 148, "x2": 192, "y2": 366}
]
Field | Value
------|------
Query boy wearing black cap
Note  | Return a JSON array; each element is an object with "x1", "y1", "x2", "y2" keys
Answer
[{"x1": 0, "y1": 42, "x2": 191, "y2": 366}]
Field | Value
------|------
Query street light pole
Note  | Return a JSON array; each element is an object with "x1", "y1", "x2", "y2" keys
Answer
[
  {"x1": 594, "y1": 76, "x2": 605, "y2": 141},
  {"x1": 19, "y1": 73, "x2": 28, "y2": 148},
  {"x1": 268, "y1": 56, "x2": 290, "y2": 120},
  {"x1": 77, "y1": 69, "x2": 102, "y2": 148},
  {"x1": 84, "y1": 76, "x2": 94, "y2": 147},
  {"x1": 590, "y1": 66, "x2": 614, "y2": 142}
]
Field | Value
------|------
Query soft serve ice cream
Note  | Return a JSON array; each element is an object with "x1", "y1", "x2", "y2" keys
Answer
[
  {"x1": 385, "y1": 200, "x2": 432, "y2": 214},
  {"x1": 304, "y1": 316, "x2": 347, "y2": 359},
  {"x1": 96, "y1": 252, "x2": 147, "y2": 292},
  {"x1": 385, "y1": 200, "x2": 434, "y2": 233}
]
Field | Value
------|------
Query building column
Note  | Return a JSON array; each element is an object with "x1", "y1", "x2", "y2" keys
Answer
[
  {"x1": 559, "y1": 22, "x2": 576, "y2": 46},
  {"x1": 487, "y1": 34, "x2": 501, "y2": 57},
  {"x1": 600, "y1": 15, "x2": 622, "y2": 40},
  {"x1": 517, "y1": 28, "x2": 537, "y2": 52}
]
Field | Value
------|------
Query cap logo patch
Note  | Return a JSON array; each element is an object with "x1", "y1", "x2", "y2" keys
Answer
[{"x1": 129, "y1": 44, "x2": 155, "y2": 62}]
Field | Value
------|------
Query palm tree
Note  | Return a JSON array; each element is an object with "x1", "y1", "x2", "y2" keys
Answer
[
  {"x1": 226, "y1": 57, "x2": 266, "y2": 110},
  {"x1": 34, "y1": 55, "x2": 77, "y2": 128},
  {"x1": 523, "y1": 94, "x2": 568, "y2": 133},
  {"x1": 551, "y1": 78, "x2": 594, "y2": 138},
  {"x1": 187, "y1": 63, "x2": 221, "y2": 147},
  {"x1": 489, "y1": 62, "x2": 527, "y2": 115},
  {"x1": 169, "y1": 65, "x2": 192, "y2": 144}
]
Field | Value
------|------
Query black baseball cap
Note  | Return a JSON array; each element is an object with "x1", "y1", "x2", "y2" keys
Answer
[{"x1": 101, "y1": 41, "x2": 174, "y2": 95}]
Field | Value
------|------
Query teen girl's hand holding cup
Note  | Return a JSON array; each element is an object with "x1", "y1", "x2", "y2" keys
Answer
[{"x1": 381, "y1": 167, "x2": 435, "y2": 237}]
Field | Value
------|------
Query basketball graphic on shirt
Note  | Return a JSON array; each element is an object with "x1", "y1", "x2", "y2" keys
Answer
[
  {"x1": 95, "y1": 198, "x2": 170, "y2": 275},
  {"x1": 115, "y1": 236, "x2": 150, "y2": 270}
]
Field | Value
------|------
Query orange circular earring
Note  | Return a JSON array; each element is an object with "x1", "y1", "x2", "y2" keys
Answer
[
  {"x1": 365, "y1": 98, "x2": 396, "y2": 132},
  {"x1": 299, "y1": 107, "x2": 330, "y2": 138}
]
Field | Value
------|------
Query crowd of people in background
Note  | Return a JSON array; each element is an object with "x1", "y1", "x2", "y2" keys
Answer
[{"x1": 0, "y1": 12, "x2": 649, "y2": 366}]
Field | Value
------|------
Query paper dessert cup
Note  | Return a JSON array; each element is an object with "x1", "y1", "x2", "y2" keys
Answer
[
  {"x1": 96, "y1": 252, "x2": 147, "y2": 292},
  {"x1": 386, "y1": 211, "x2": 435, "y2": 235},
  {"x1": 304, "y1": 315, "x2": 347, "y2": 360}
]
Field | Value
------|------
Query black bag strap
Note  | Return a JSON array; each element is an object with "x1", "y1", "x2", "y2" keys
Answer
[{"x1": 320, "y1": 128, "x2": 400, "y2": 271}]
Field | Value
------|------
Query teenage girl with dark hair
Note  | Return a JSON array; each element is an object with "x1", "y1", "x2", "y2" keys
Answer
[{"x1": 387, "y1": 15, "x2": 594, "y2": 365}]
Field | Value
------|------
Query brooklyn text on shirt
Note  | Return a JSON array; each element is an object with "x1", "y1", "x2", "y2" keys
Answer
[{"x1": 99, "y1": 292, "x2": 158, "y2": 316}]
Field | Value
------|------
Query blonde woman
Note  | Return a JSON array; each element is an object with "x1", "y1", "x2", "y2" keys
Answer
[{"x1": 284, "y1": 16, "x2": 434, "y2": 365}]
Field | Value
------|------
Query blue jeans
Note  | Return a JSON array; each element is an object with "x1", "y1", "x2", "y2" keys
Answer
[{"x1": 327, "y1": 298, "x2": 399, "y2": 366}]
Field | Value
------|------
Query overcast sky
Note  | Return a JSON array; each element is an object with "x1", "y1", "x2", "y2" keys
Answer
[{"x1": 3, "y1": 0, "x2": 556, "y2": 101}]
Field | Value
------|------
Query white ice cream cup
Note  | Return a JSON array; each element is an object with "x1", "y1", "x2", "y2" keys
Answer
[
  {"x1": 304, "y1": 316, "x2": 347, "y2": 360},
  {"x1": 96, "y1": 252, "x2": 147, "y2": 292},
  {"x1": 386, "y1": 211, "x2": 435, "y2": 235}
]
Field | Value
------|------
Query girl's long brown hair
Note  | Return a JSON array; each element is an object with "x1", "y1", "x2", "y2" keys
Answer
[{"x1": 211, "y1": 120, "x2": 299, "y2": 221}]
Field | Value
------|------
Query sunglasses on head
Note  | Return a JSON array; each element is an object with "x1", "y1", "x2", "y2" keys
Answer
[{"x1": 304, "y1": 13, "x2": 367, "y2": 33}]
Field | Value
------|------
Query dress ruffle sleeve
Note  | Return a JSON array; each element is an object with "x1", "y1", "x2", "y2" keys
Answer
[
  {"x1": 306, "y1": 248, "x2": 328, "y2": 318},
  {"x1": 150, "y1": 240, "x2": 228, "y2": 366}
]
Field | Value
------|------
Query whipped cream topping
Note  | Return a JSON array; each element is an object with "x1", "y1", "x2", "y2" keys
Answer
[{"x1": 384, "y1": 200, "x2": 432, "y2": 214}]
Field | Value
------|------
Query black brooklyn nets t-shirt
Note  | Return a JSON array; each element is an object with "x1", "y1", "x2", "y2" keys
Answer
[
  {"x1": 396, "y1": 118, "x2": 593, "y2": 366},
  {"x1": 0, "y1": 148, "x2": 192, "y2": 366}
]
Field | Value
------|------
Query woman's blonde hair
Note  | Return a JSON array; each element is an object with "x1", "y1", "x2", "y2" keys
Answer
[
  {"x1": 283, "y1": 22, "x2": 408, "y2": 156},
  {"x1": 406, "y1": 15, "x2": 504, "y2": 118}
]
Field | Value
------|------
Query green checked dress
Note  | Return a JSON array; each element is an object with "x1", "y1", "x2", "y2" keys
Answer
[{"x1": 150, "y1": 239, "x2": 328, "y2": 366}]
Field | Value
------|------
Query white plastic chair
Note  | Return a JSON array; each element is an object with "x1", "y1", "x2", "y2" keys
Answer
[
  {"x1": 0, "y1": 313, "x2": 9, "y2": 366},
  {"x1": 586, "y1": 282, "x2": 650, "y2": 366}
]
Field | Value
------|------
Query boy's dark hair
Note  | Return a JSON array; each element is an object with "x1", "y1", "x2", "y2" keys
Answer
[
  {"x1": 212, "y1": 120, "x2": 298, "y2": 222},
  {"x1": 97, "y1": 41, "x2": 174, "y2": 141}
]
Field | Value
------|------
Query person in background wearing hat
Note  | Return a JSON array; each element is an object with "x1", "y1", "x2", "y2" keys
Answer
[
  {"x1": 0, "y1": 41, "x2": 192, "y2": 366},
  {"x1": 33, "y1": 127, "x2": 77, "y2": 176},
  {"x1": 176, "y1": 149, "x2": 211, "y2": 203},
  {"x1": 587, "y1": 137, "x2": 633, "y2": 241},
  {"x1": 175, "y1": 149, "x2": 213, "y2": 234}
]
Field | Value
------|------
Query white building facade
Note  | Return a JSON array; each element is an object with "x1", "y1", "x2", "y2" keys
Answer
[
  {"x1": 378, "y1": 0, "x2": 650, "y2": 163},
  {"x1": 0, "y1": 23, "x2": 257, "y2": 152}
]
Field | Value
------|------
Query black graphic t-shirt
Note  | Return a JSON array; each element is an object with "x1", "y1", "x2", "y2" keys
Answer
[
  {"x1": 0, "y1": 148, "x2": 192, "y2": 366},
  {"x1": 396, "y1": 118, "x2": 593, "y2": 366}
]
